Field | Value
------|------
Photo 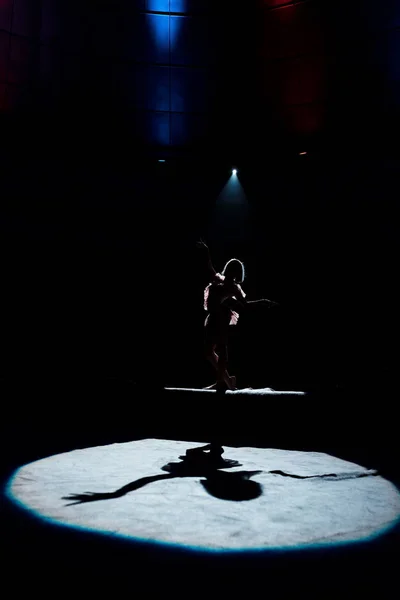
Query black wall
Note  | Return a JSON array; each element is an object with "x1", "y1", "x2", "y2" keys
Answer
[{"x1": 1, "y1": 1, "x2": 400, "y2": 155}]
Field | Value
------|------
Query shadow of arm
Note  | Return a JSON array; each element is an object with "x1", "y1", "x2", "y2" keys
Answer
[{"x1": 63, "y1": 473, "x2": 175, "y2": 505}]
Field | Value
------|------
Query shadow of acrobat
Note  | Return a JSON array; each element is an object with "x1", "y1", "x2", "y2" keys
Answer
[{"x1": 63, "y1": 444, "x2": 263, "y2": 505}]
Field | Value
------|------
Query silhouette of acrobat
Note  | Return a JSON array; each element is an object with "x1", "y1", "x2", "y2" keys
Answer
[{"x1": 63, "y1": 444, "x2": 263, "y2": 504}]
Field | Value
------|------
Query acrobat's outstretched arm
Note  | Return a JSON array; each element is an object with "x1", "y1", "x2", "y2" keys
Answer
[
  {"x1": 227, "y1": 296, "x2": 279, "y2": 311},
  {"x1": 247, "y1": 298, "x2": 279, "y2": 307},
  {"x1": 234, "y1": 283, "x2": 279, "y2": 309},
  {"x1": 196, "y1": 238, "x2": 216, "y2": 279}
]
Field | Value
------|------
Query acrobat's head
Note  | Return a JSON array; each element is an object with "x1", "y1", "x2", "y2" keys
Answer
[{"x1": 222, "y1": 259, "x2": 245, "y2": 284}]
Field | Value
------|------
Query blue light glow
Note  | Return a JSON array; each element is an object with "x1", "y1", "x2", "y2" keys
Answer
[
  {"x1": 170, "y1": 0, "x2": 189, "y2": 12},
  {"x1": 146, "y1": 65, "x2": 170, "y2": 111},
  {"x1": 147, "y1": 0, "x2": 170, "y2": 12},
  {"x1": 147, "y1": 14, "x2": 182, "y2": 50},
  {"x1": 144, "y1": 2, "x2": 185, "y2": 146},
  {"x1": 147, "y1": 14, "x2": 170, "y2": 53},
  {"x1": 147, "y1": 0, "x2": 188, "y2": 13},
  {"x1": 150, "y1": 112, "x2": 170, "y2": 145},
  {"x1": 169, "y1": 15, "x2": 183, "y2": 48}
]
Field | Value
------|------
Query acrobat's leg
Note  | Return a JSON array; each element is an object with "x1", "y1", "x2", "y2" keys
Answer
[
  {"x1": 216, "y1": 344, "x2": 236, "y2": 390},
  {"x1": 203, "y1": 383, "x2": 218, "y2": 390},
  {"x1": 203, "y1": 342, "x2": 219, "y2": 389},
  {"x1": 205, "y1": 342, "x2": 219, "y2": 371},
  {"x1": 205, "y1": 341, "x2": 236, "y2": 390}
]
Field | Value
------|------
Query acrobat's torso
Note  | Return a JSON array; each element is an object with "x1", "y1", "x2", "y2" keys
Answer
[{"x1": 204, "y1": 273, "x2": 246, "y2": 329}]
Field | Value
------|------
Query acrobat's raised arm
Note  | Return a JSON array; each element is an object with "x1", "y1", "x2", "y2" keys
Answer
[{"x1": 197, "y1": 239, "x2": 217, "y2": 279}]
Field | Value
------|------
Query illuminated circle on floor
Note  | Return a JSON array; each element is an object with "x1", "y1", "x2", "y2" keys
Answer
[{"x1": 6, "y1": 439, "x2": 400, "y2": 552}]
